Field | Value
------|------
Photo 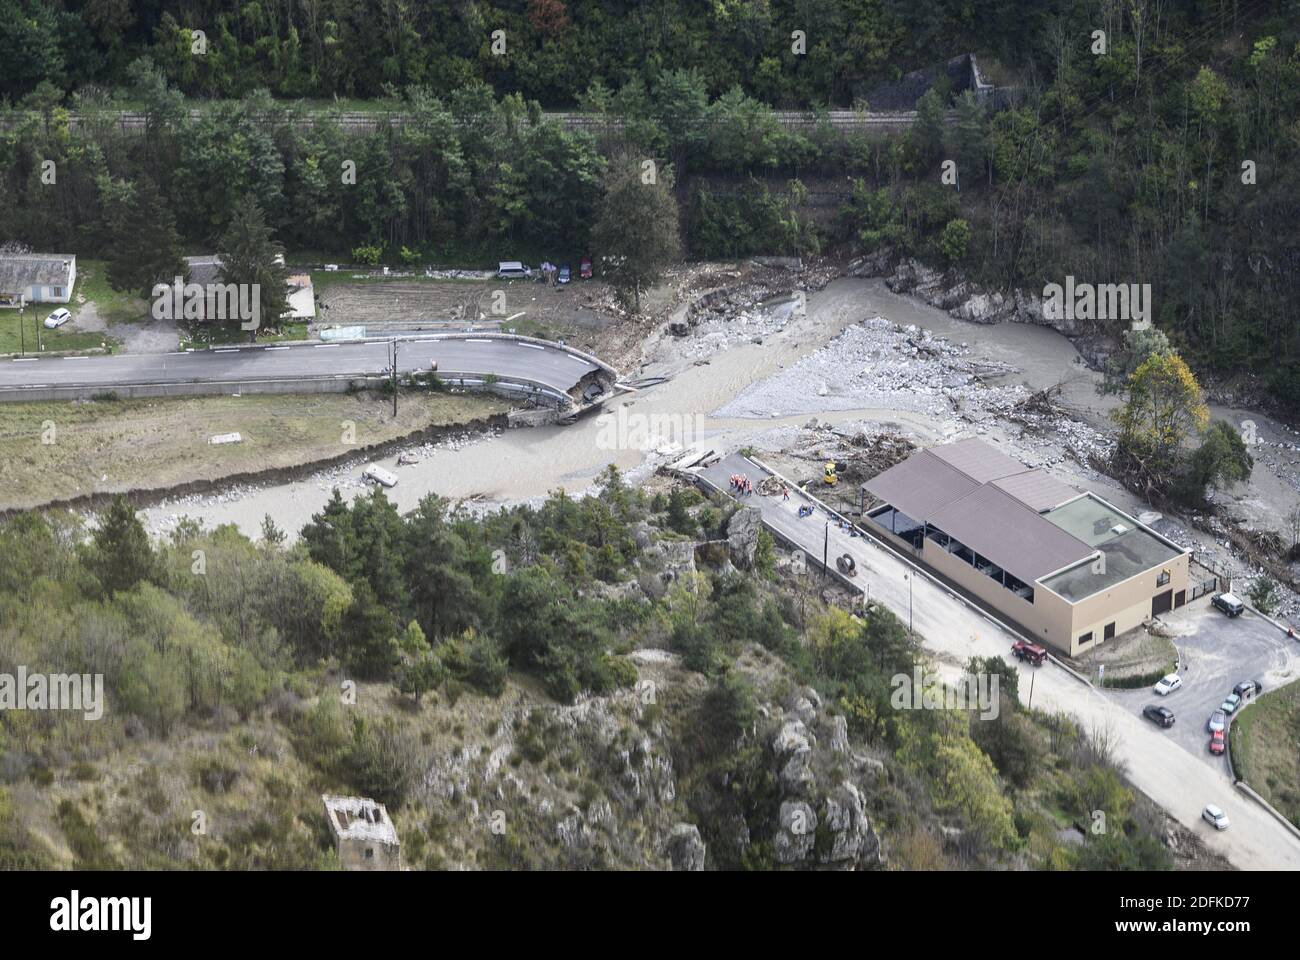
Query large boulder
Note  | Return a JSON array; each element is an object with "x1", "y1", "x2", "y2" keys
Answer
[
  {"x1": 726, "y1": 507, "x2": 763, "y2": 569},
  {"x1": 665, "y1": 823, "x2": 706, "y2": 871},
  {"x1": 773, "y1": 719, "x2": 816, "y2": 795},
  {"x1": 775, "y1": 801, "x2": 818, "y2": 863},
  {"x1": 820, "y1": 782, "x2": 882, "y2": 865}
]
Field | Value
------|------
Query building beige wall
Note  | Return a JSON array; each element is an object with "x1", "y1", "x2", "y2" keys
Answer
[
  {"x1": 337, "y1": 837, "x2": 402, "y2": 871},
  {"x1": 919, "y1": 539, "x2": 1074, "y2": 653},
  {"x1": 866, "y1": 521, "x2": 1189, "y2": 658},
  {"x1": 1066, "y1": 553, "x2": 1189, "y2": 656}
]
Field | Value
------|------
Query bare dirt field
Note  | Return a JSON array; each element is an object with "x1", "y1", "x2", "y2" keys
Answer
[{"x1": 0, "y1": 391, "x2": 506, "y2": 511}]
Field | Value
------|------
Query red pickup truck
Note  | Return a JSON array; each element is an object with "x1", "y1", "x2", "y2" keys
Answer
[{"x1": 1010, "y1": 640, "x2": 1047, "y2": 666}]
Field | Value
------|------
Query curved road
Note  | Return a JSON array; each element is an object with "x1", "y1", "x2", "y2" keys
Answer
[{"x1": 0, "y1": 334, "x2": 605, "y2": 402}]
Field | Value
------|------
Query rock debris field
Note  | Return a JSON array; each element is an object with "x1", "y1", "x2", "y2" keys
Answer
[{"x1": 713, "y1": 316, "x2": 1026, "y2": 420}]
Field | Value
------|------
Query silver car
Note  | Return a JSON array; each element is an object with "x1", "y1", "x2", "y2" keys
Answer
[
  {"x1": 1202, "y1": 803, "x2": 1230, "y2": 830},
  {"x1": 1206, "y1": 710, "x2": 1226, "y2": 733}
]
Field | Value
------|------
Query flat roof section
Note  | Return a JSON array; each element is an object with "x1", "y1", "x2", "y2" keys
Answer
[{"x1": 1040, "y1": 494, "x2": 1185, "y2": 601}]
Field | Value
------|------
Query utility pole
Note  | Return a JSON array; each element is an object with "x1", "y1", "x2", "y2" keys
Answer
[
  {"x1": 1028, "y1": 670, "x2": 1036, "y2": 713},
  {"x1": 390, "y1": 338, "x2": 398, "y2": 417},
  {"x1": 904, "y1": 572, "x2": 913, "y2": 635},
  {"x1": 19, "y1": 297, "x2": 25, "y2": 356}
]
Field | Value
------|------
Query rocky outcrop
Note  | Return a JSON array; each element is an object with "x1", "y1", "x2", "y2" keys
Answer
[
  {"x1": 848, "y1": 251, "x2": 1104, "y2": 347},
  {"x1": 775, "y1": 801, "x2": 818, "y2": 863},
  {"x1": 767, "y1": 687, "x2": 884, "y2": 869},
  {"x1": 665, "y1": 823, "x2": 706, "y2": 871},
  {"x1": 726, "y1": 506, "x2": 763, "y2": 569}
]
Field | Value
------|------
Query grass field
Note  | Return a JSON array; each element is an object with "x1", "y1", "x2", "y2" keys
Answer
[
  {"x1": 1230, "y1": 679, "x2": 1300, "y2": 826},
  {"x1": 0, "y1": 391, "x2": 507, "y2": 510},
  {"x1": 72, "y1": 259, "x2": 151, "y2": 326},
  {"x1": 0, "y1": 309, "x2": 107, "y2": 356}
]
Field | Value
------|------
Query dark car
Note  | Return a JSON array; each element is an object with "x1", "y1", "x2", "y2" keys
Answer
[
  {"x1": 1212, "y1": 592, "x2": 1245, "y2": 616},
  {"x1": 1233, "y1": 680, "x2": 1260, "y2": 699},
  {"x1": 579, "y1": 256, "x2": 593, "y2": 279},
  {"x1": 557, "y1": 264, "x2": 571, "y2": 285},
  {"x1": 1143, "y1": 705, "x2": 1175, "y2": 728}
]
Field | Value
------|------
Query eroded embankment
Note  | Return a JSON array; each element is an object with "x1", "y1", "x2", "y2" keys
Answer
[{"x1": 0, "y1": 413, "x2": 509, "y2": 522}]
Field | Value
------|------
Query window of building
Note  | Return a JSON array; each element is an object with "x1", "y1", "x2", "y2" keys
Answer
[
  {"x1": 1078, "y1": 632, "x2": 1093, "y2": 646},
  {"x1": 1157, "y1": 569, "x2": 1170, "y2": 587},
  {"x1": 52, "y1": 286, "x2": 63, "y2": 297},
  {"x1": 365, "y1": 848, "x2": 374, "y2": 860},
  {"x1": 1104, "y1": 622, "x2": 1115, "y2": 640}
]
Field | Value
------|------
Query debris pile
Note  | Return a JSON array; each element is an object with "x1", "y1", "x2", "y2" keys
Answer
[{"x1": 713, "y1": 317, "x2": 1024, "y2": 420}]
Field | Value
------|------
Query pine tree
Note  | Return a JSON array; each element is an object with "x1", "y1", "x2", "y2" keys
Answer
[
  {"x1": 218, "y1": 197, "x2": 289, "y2": 338},
  {"x1": 86, "y1": 495, "x2": 157, "y2": 597},
  {"x1": 103, "y1": 176, "x2": 186, "y2": 298},
  {"x1": 590, "y1": 154, "x2": 681, "y2": 311}
]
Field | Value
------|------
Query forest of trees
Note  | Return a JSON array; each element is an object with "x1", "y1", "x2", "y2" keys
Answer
[
  {"x1": 1, "y1": 1, "x2": 1298, "y2": 407},
  {"x1": 0, "y1": 469, "x2": 1174, "y2": 870}
]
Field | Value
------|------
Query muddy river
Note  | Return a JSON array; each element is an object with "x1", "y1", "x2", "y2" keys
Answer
[{"x1": 142, "y1": 278, "x2": 1300, "y2": 543}]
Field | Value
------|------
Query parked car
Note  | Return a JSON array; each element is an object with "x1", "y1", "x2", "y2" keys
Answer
[
  {"x1": 1202, "y1": 803, "x2": 1230, "y2": 830},
  {"x1": 1010, "y1": 640, "x2": 1047, "y2": 666},
  {"x1": 1208, "y1": 730, "x2": 1226, "y2": 755},
  {"x1": 1206, "y1": 710, "x2": 1226, "y2": 733},
  {"x1": 1143, "y1": 705, "x2": 1175, "y2": 728},
  {"x1": 1220, "y1": 693, "x2": 1242, "y2": 715},
  {"x1": 1233, "y1": 680, "x2": 1260, "y2": 699},
  {"x1": 579, "y1": 256, "x2": 593, "y2": 279},
  {"x1": 43, "y1": 308, "x2": 72, "y2": 329},
  {"x1": 1153, "y1": 673, "x2": 1182, "y2": 696},
  {"x1": 496, "y1": 261, "x2": 532, "y2": 279},
  {"x1": 1212, "y1": 592, "x2": 1245, "y2": 616},
  {"x1": 557, "y1": 264, "x2": 571, "y2": 285}
]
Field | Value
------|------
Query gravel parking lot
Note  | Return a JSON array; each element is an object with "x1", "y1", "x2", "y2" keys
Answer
[{"x1": 1105, "y1": 602, "x2": 1300, "y2": 764}]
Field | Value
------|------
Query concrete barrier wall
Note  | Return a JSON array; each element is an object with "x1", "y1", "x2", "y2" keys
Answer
[{"x1": 0, "y1": 371, "x2": 572, "y2": 406}]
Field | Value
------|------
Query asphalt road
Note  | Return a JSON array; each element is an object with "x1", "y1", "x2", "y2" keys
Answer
[
  {"x1": 0, "y1": 335, "x2": 601, "y2": 398},
  {"x1": 697, "y1": 451, "x2": 1300, "y2": 870},
  {"x1": 1106, "y1": 605, "x2": 1297, "y2": 764}
]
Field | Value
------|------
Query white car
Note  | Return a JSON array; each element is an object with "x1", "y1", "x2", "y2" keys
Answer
[
  {"x1": 43, "y1": 308, "x2": 72, "y2": 329},
  {"x1": 1202, "y1": 803, "x2": 1230, "y2": 830},
  {"x1": 1153, "y1": 673, "x2": 1182, "y2": 696}
]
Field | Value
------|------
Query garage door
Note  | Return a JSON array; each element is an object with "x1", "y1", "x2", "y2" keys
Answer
[{"x1": 1152, "y1": 590, "x2": 1173, "y2": 616}]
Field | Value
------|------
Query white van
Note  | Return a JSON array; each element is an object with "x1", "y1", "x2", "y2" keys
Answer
[
  {"x1": 363, "y1": 464, "x2": 398, "y2": 488},
  {"x1": 496, "y1": 261, "x2": 531, "y2": 279}
]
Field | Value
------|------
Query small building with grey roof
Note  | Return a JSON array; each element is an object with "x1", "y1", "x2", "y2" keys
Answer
[
  {"x1": 0, "y1": 253, "x2": 76, "y2": 306},
  {"x1": 863, "y1": 438, "x2": 1189, "y2": 656}
]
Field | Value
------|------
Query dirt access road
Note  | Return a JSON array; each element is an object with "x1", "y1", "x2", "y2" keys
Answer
[{"x1": 699, "y1": 452, "x2": 1300, "y2": 871}]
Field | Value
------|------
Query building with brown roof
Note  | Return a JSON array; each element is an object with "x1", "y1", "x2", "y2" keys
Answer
[{"x1": 863, "y1": 438, "x2": 1190, "y2": 656}]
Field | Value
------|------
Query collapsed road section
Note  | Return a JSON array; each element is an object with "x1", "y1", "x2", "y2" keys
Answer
[{"x1": 0, "y1": 333, "x2": 618, "y2": 408}]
